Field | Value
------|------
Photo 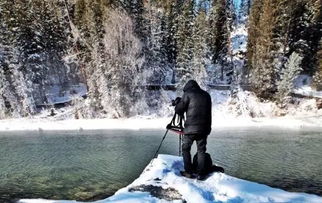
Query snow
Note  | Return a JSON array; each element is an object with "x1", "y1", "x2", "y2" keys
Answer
[
  {"x1": 292, "y1": 74, "x2": 322, "y2": 98},
  {"x1": 44, "y1": 83, "x2": 87, "y2": 105},
  {"x1": 0, "y1": 88, "x2": 321, "y2": 131},
  {"x1": 231, "y1": 25, "x2": 248, "y2": 55},
  {"x1": 0, "y1": 88, "x2": 321, "y2": 132},
  {"x1": 210, "y1": 90, "x2": 320, "y2": 119},
  {"x1": 229, "y1": 11, "x2": 248, "y2": 86},
  {"x1": 0, "y1": 112, "x2": 321, "y2": 132},
  {"x1": 293, "y1": 87, "x2": 322, "y2": 99},
  {"x1": 19, "y1": 154, "x2": 322, "y2": 203}
]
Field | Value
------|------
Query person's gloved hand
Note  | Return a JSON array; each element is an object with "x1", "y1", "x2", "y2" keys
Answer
[{"x1": 171, "y1": 97, "x2": 181, "y2": 106}]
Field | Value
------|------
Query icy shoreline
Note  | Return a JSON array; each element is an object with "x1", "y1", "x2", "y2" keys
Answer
[
  {"x1": 0, "y1": 114, "x2": 321, "y2": 132},
  {"x1": 19, "y1": 154, "x2": 322, "y2": 203}
]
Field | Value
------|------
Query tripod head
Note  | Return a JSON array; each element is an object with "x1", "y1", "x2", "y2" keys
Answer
[
  {"x1": 166, "y1": 113, "x2": 184, "y2": 134},
  {"x1": 153, "y1": 112, "x2": 185, "y2": 159}
]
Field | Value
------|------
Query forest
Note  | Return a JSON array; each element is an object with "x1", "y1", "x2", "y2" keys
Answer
[{"x1": 0, "y1": 0, "x2": 321, "y2": 119}]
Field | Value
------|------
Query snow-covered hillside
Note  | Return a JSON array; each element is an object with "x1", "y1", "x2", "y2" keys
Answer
[{"x1": 19, "y1": 155, "x2": 322, "y2": 203}]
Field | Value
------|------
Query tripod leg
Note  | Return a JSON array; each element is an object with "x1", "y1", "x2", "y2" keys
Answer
[
  {"x1": 179, "y1": 134, "x2": 182, "y2": 156},
  {"x1": 153, "y1": 129, "x2": 169, "y2": 158}
]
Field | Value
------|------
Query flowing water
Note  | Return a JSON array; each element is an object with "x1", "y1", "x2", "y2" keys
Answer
[{"x1": 0, "y1": 128, "x2": 321, "y2": 202}]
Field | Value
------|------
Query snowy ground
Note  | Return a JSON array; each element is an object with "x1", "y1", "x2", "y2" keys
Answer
[
  {"x1": 19, "y1": 154, "x2": 322, "y2": 203},
  {"x1": 1, "y1": 89, "x2": 321, "y2": 132},
  {"x1": 0, "y1": 113, "x2": 321, "y2": 132},
  {"x1": 293, "y1": 75, "x2": 322, "y2": 99}
]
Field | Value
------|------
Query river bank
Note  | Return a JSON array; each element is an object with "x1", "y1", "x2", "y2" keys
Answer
[{"x1": 0, "y1": 114, "x2": 321, "y2": 132}]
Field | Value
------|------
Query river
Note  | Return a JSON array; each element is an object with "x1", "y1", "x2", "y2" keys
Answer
[{"x1": 0, "y1": 127, "x2": 321, "y2": 202}]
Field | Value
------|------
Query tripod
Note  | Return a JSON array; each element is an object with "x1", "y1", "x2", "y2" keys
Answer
[{"x1": 153, "y1": 113, "x2": 184, "y2": 158}]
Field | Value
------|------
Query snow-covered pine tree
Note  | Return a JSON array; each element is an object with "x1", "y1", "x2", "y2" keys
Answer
[
  {"x1": 0, "y1": 70, "x2": 8, "y2": 118},
  {"x1": 166, "y1": 0, "x2": 184, "y2": 84},
  {"x1": 0, "y1": 47, "x2": 33, "y2": 118},
  {"x1": 175, "y1": 0, "x2": 195, "y2": 88},
  {"x1": 247, "y1": 0, "x2": 321, "y2": 101},
  {"x1": 266, "y1": 0, "x2": 296, "y2": 86},
  {"x1": 248, "y1": 0, "x2": 279, "y2": 99},
  {"x1": 21, "y1": 1, "x2": 71, "y2": 104},
  {"x1": 208, "y1": 0, "x2": 231, "y2": 82},
  {"x1": 0, "y1": 1, "x2": 16, "y2": 118},
  {"x1": 192, "y1": 8, "x2": 210, "y2": 87},
  {"x1": 122, "y1": 0, "x2": 147, "y2": 40},
  {"x1": 133, "y1": 0, "x2": 146, "y2": 40},
  {"x1": 70, "y1": 0, "x2": 107, "y2": 114},
  {"x1": 225, "y1": 0, "x2": 236, "y2": 85},
  {"x1": 0, "y1": 0, "x2": 40, "y2": 117},
  {"x1": 313, "y1": 39, "x2": 322, "y2": 91},
  {"x1": 17, "y1": 1, "x2": 47, "y2": 104},
  {"x1": 71, "y1": 0, "x2": 96, "y2": 84},
  {"x1": 246, "y1": 0, "x2": 263, "y2": 72},
  {"x1": 0, "y1": 38, "x2": 37, "y2": 118},
  {"x1": 276, "y1": 52, "x2": 303, "y2": 103},
  {"x1": 287, "y1": 0, "x2": 321, "y2": 75},
  {"x1": 144, "y1": 3, "x2": 168, "y2": 85}
]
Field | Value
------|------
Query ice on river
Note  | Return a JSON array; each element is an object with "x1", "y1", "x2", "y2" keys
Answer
[{"x1": 19, "y1": 154, "x2": 322, "y2": 203}]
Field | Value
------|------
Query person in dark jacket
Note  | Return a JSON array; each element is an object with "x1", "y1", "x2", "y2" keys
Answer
[{"x1": 175, "y1": 80, "x2": 212, "y2": 180}]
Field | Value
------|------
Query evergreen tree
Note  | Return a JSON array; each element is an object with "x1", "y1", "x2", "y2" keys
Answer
[
  {"x1": 0, "y1": 46, "x2": 35, "y2": 118},
  {"x1": 17, "y1": 1, "x2": 70, "y2": 103},
  {"x1": 165, "y1": 0, "x2": 184, "y2": 83},
  {"x1": 276, "y1": 52, "x2": 303, "y2": 103},
  {"x1": 208, "y1": 0, "x2": 231, "y2": 81},
  {"x1": 208, "y1": 0, "x2": 228, "y2": 63},
  {"x1": 175, "y1": 0, "x2": 195, "y2": 87},
  {"x1": 250, "y1": 0, "x2": 278, "y2": 99},
  {"x1": 313, "y1": 39, "x2": 322, "y2": 90},
  {"x1": 247, "y1": 0, "x2": 321, "y2": 100},
  {"x1": 192, "y1": 8, "x2": 210, "y2": 87},
  {"x1": 246, "y1": 0, "x2": 263, "y2": 71},
  {"x1": 144, "y1": 3, "x2": 168, "y2": 84},
  {"x1": 123, "y1": 0, "x2": 146, "y2": 40},
  {"x1": 0, "y1": 0, "x2": 54, "y2": 117},
  {"x1": 3, "y1": 0, "x2": 321, "y2": 118},
  {"x1": 287, "y1": 0, "x2": 321, "y2": 75}
]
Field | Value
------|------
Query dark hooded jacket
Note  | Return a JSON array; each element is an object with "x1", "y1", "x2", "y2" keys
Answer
[{"x1": 175, "y1": 80, "x2": 212, "y2": 135}]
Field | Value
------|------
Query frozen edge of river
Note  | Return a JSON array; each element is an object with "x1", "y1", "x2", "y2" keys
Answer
[
  {"x1": 19, "y1": 154, "x2": 322, "y2": 203},
  {"x1": 0, "y1": 115, "x2": 321, "y2": 132}
]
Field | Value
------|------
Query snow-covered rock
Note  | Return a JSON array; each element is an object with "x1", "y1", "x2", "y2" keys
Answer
[{"x1": 19, "y1": 154, "x2": 322, "y2": 203}]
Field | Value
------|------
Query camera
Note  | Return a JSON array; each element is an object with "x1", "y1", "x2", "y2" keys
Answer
[{"x1": 171, "y1": 97, "x2": 181, "y2": 106}]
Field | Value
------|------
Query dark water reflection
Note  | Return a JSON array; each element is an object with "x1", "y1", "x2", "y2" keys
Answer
[{"x1": 0, "y1": 127, "x2": 321, "y2": 202}]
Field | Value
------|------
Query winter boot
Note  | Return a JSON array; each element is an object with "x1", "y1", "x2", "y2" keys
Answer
[
  {"x1": 211, "y1": 165, "x2": 224, "y2": 173},
  {"x1": 180, "y1": 171, "x2": 195, "y2": 179}
]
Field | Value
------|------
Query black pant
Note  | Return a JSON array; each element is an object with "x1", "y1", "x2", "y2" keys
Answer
[{"x1": 182, "y1": 134, "x2": 208, "y2": 175}]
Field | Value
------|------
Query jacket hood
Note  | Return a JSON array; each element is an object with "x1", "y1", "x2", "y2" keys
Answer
[{"x1": 183, "y1": 80, "x2": 200, "y2": 92}]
